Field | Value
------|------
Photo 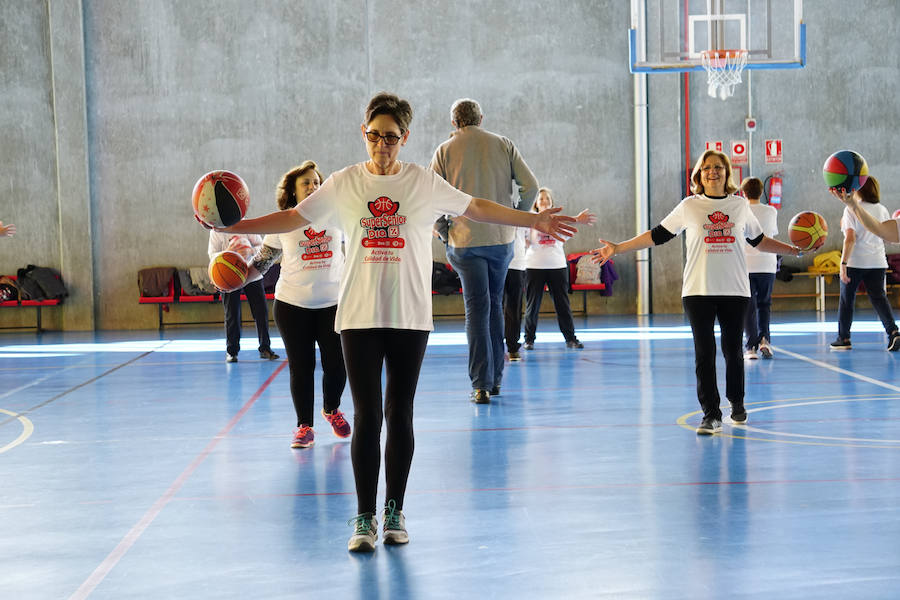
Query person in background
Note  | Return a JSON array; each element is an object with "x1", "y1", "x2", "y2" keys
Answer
[
  {"x1": 247, "y1": 161, "x2": 350, "y2": 450},
  {"x1": 429, "y1": 98, "x2": 538, "y2": 404},
  {"x1": 742, "y1": 177, "x2": 778, "y2": 360},
  {"x1": 590, "y1": 150, "x2": 805, "y2": 435},
  {"x1": 522, "y1": 188, "x2": 594, "y2": 351},
  {"x1": 208, "y1": 230, "x2": 279, "y2": 363},
  {"x1": 829, "y1": 177, "x2": 900, "y2": 351},
  {"x1": 503, "y1": 227, "x2": 527, "y2": 361}
]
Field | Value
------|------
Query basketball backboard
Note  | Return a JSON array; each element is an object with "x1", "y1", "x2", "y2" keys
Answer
[{"x1": 629, "y1": 0, "x2": 806, "y2": 73}]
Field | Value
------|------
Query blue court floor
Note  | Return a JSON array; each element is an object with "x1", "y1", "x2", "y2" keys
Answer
[{"x1": 2, "y1": 312, "x2": 900, "y2": 599}]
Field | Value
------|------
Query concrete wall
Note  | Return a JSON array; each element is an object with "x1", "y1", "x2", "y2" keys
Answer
[{"x1": 1, "y1": 0, "x2": 898, "y2": 329}]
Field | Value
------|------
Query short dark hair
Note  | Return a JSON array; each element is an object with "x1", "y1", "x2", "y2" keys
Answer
[
  {"x1": 364, "y1": 92, "x2": 413, "y2": 132},
  {"x1": 740, "y1": 177, "x2": 763, "y2": 200},
  {"x1": 276, "y1": 161, "x2": 323, "y2": 210},
  {"x1": 856, "y1": 176, "x2": 880, "y2": 204},
  {"x1": 451, "y1": 98, "x2": 482, "y2": 128}
]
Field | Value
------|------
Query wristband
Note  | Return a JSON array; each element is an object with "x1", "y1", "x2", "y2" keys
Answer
[{"x1": 841, "y1": 262, "x2": 848, "y2": 266}]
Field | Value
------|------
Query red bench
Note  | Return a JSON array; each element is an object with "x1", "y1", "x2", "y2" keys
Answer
[
  {"x1": 0, "y1": 275, "x2": 63, "y2": 332},
  {"x1": 567, "y1": 252, "x2": 606, "y2": 315}
]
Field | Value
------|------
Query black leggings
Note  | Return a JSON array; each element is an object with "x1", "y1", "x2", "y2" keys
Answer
[
  {"x1": 341, "y1": 328, "x2": 430, "y2": 514},
  {"x1": 524, "y1": 267, "x2": 576, "y2": 343},
  {"x1": 274, "y1": 300, "x2": 346, "y2": 427},
  {"x1": 682, "y1": 296, "x2": 749, "y2": 420}
]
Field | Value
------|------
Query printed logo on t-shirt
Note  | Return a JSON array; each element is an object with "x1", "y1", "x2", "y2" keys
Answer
[
  {"x1": 299, "y1": 227, "x2": 333, "y2": 261},
  {"x1": 537, "y1": 232, "x2": 556, "y2": 246},
  {"x1": 360, "y1": 196, "x2": 406, "y2": 249},
  {"x1": 703, "y1": 211, "x2": 736, "y2": 244}
]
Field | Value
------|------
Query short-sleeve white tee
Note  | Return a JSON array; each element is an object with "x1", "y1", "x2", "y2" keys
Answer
[
  {"x1": 842, "y1": 203, "x2": 890, "y2": 269},
  {"x1": 659, "y1": 194, "x2": 763, "y2": 297},
  {"x1": 744, "y1": 203, "x2": 778, "y2": 274},
  {"x1": 262, "y1": 224, "x2": 344, "y2": 309},
  {"x1": 296, "y1": 162, "x2": 472, "y2": 332},
  {"x1": 524, "y1": 228, "x2": 567, "y2": 269},
  {"x1": 508, "y1": 228, "x2": 528, "y2": 271}
]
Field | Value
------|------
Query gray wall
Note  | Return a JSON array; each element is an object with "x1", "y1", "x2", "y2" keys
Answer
[{"x1": 1, "y1": 0, "x2": 898, "y2": 329}]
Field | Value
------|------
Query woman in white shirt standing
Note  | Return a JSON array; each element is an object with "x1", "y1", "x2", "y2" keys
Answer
[
  {"x1": 831, "y1": 176, "x2": 900, "y2": 351},
  {"x1": 250, "y1": 161, "x2": 351, "y2": 450},
  {"x1": 741, "y1": 177, "x2": 779, "y2": 360},
  {"x1": 590, "y1": 150, "x2": 804, "y2": 435},
  {"x1": 503, "y1": 227, "x2": 528, "y2": 361},
  {"x1": 220, "y1": 92, "x2": 578, "y2": 553},
  {"x1": 522, "y1": 188, "x2": 594, "y2": 350}
]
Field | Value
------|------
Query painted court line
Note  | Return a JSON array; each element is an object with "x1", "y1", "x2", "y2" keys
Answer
[
  {"x1": 68, "y1": 361, "x2": 286, "y2": 600},
  {"x1": 772, "y1": 344, "x2": 900, "y2": 393}
]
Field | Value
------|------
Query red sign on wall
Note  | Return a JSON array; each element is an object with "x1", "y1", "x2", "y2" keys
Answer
[
  {"x1": 706, "y1": 141, "x2": 723, "y2": 152},
  {"x1": 765, "y1": 139, "x2": 783, "y2": 164},
  {"x1": 731, "y1": 140, "x2": 748, "y2": 165}
]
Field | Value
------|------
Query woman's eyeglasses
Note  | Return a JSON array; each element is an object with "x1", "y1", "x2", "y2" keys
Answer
[{"x1": 365, "y1": 131, "x2": 402, "y2": 145}]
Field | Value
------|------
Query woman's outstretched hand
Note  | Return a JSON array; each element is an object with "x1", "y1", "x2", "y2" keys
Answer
[
  {"x1": 590, "y1": 239, "x2": 616, "y2": 266},
  {"x1": 534, "y1": 207, "x2": 578, "y2": 242},
  {"x1": 575, "y1": 209, "x2": 597, "y2": 225}
]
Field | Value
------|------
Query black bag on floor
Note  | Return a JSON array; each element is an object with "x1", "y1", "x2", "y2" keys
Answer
[{"x1": 17, "y1": 265, "x2": 67, "y2": 301}]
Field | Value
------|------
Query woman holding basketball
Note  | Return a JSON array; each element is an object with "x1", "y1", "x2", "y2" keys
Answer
[
  {"x1": 590, "y1": 149, "x2": 803, "y2": 435},
  {"x1": 219, "y1": 92, "x2": 578, "y2": 552},
  {"x1": 830, "y1": 177, "x2": 900, "y2": 351},
  {"x1": 246, "y1": 161, "x2": 351, "y2": 449}
]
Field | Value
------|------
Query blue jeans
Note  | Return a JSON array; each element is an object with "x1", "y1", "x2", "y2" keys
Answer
[
  {"x1": 745, "y1": 273, "x2": 775, "y2": 349},
  {"x1": 447, "y1": 243, "x2": 514, "y2": 391},
  {"x1": 838, "y1": 267, "x2": 898, "y2": 340}
]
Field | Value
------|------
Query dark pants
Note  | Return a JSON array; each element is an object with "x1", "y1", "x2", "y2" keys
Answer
[
  {"x1": 524, "y1": 267, "x2": 576, "y2": 343},
  {"x1": 745, "y1": 272, "x2": 775, "y2": 349},
  {"x1": 341, "y1": 328, "x2": 429, "y2": 514},
  {"x1": 447, "y1": 243, "x2": 513, "y2": 391},
  {"x1": 503, "y1": 269, "x2": 525, "y2": 353},
  {"x1": 838, "y1": 267, "x2": 898, "y2": 339},
  {"x1": 683, "y1": 296, "x2": 749, "y2": 420},
  {"x1": 222, "y1": 279, "x2": 271, "y2": 356},
  {"x1": 274, "y1": 300, "x2": 346, "y2": 427}
]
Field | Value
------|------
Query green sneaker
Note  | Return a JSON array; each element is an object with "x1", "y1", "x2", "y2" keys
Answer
[
  {"x1": 347, "y1": 513, "x2": 377, "y2": 552},
  {"x1": 382, "y1": 499, "x2": 408, "y2": 545}
]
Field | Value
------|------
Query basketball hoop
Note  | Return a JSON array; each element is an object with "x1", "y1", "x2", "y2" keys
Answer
[{"x1": 700, "y1": 49, "x2": 748, "y2": 101}]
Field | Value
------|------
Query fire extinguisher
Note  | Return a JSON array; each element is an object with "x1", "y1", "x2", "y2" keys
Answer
[{"x1": 764, "y1": 172, "x2": 783, "y2": 210}]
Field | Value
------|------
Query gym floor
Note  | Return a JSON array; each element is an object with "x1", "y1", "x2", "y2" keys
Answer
[{"x1": 2, "y1": 312, "x2": 899, "y2": 599}]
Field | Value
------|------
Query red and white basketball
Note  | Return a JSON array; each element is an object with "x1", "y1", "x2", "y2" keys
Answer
[{"x1": 192, "y1": 170, "x2": 250, "y2": 228}]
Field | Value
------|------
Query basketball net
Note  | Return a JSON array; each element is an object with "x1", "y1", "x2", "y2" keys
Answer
[{"x1": 700, "y1": 50, "x2": 748, "y2": 101}]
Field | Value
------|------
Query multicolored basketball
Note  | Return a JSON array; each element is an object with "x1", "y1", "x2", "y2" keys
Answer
[
  {"x1": 892, "y1": 209, "x2": 900, "y2": 220},
  {"x1": 788, "y1": 211, "x2": 828, "y2": 251},
  {"x1": 208, "y1": 251, "x2": 249, "y2": 292},
  {"x1": 192, "y1": 170, "x2": 250, "y2": 228},
  {"x1": 822, "y1": 150, "x2": 869, "y2": 193}
]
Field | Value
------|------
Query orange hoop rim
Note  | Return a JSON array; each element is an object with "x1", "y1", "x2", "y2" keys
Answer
[{"x1": 700, "y1": 49, "x2": 748, "y2": 60}]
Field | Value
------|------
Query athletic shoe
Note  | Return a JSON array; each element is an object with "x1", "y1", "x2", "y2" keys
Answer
[
  {"x1": 347, "y1": 513, "x2": 378, "y2": 552},
  {"x1": 759, "y1": 338, "x2": 773, "y2": 359},
  {"x1": 523, "y1": 342, "x2": 534, "y2": 350},
  {"x1": 743, "y1": 347, "x2": 758, "y2": 360},
  {"x1": 508, "y1": 351, "x2": 521, "y2": 362},
  {"x1": 291, "y1": 425, "x2": 315, "y2": 449},
  {"x1": 382, "y1": 500, "x2": 409, "y2": 545},
  {"x1": 566, "y1": 339, "x2": 584, "y2": 349},
  {"x1": 259, "y1": 349, "x2": 280, "y2": 360},
  {"x1": 888, "y1": 332, "x2": 900, "y2": 352},
  {"x1": 696, "y1": 416, "x2": 722, "y2": 435},
  {"x1": 830, "y1": 338, "x2": 852, "y2": 350},
  {"x1": 730, "y1": 401, "x2": 747, "y2": 424},
  {"x1": 490, "y1": 386, "x2": 501, "y2": 396},
  {"x1": 226, "y1": 353, "x2": 238, "y2": 363},
  {"x1": 471, "y1": 389, "x2": 490, "y2": 404},
  {"x1": 322, "y1": 409, "x2": 351, "y2": 438}
]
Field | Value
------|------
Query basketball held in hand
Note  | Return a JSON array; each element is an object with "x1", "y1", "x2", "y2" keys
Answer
[
  {"x1": 788, "y1": 211, "x2": 828, "y2": 252},
  {"x1": 822, "y1": 150, "x2": 869, "y2": 193},
  {"x1": 208, "y1": 251, "x2": 249, "y2": 292},
  {"x1": 192, "y1": 170, "x2": 250, "y2": 228}
]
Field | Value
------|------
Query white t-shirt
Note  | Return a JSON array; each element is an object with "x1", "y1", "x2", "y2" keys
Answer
[
  {"x1": 262, "y1": 224, "x2": 344, "y2": 309},
  {"x1": 208, "y1": 231, "x2": 263, "y2": 260},
  {"x1": 842, "y1": 203, "x2": 890, "y2": 269},
  {"x1": 508, "y1": 228, "x2": 527, "y2": 271},
  {"x1": 297, "y1": 162, "x2": 472, "y2": 332},
  {"x1": 524, "y1": 227, "x2": 567, "y2": 269},
  {"x1": 659, "y1": 194, "x2": 763, "y2": 297},
  {"x1": 744, "y1": 203, "x2": 778, "y2": 274}
]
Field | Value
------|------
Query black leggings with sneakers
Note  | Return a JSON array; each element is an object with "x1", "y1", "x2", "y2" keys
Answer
[
  {"x1": 274, "y1": 300, "x2": 346, "y2": 427},
  {"x1": 682, "y1": 295, "x2": 749, "y2": 420},
  {"x1": 341, "y1": 328, "x2": 429, "y2": 515}
]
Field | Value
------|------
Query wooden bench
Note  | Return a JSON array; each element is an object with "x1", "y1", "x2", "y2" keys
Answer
[
  {"x1": 0, "y1": 275, "x2": 63, "y2": 332},
  {"x1": 773, "y1": 270, "x2": 900, "y2": 312}
]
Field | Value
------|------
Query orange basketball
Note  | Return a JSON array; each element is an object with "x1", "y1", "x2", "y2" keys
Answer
[
  {"x1": 208, "y1": 251, "x2": 249, "y2": 292},
  {"x1": 788, "y1": 211, "x2": 828, "y2": 251}
]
